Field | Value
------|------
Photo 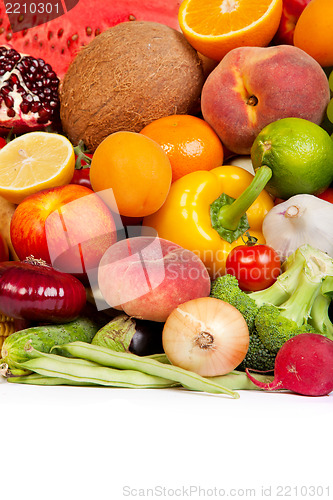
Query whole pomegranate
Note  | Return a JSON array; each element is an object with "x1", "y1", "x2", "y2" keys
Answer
[{"x1": 0, "y1": 46, "x2": 60, "y2": 134}]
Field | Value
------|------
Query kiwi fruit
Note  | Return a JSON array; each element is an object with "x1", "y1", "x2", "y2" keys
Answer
[{"x1": 60, "y1": 21, "x2": 206, "y2": 151}]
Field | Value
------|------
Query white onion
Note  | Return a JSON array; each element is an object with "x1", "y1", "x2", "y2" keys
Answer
[
  {"x1": 162, "y1": 297, "x2": 249, "y2": 377},
  {"x1": 262, "y1": 194, "x2": 333, "y2": 262},
  {"x1": 226, "y1": 155, "x2": 255, "y2": 174}
]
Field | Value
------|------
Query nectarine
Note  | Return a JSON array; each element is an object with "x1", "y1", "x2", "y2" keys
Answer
[
  {"x1": 97, "y1": 236, "x2": 211, "y2": 322},
  {"x1": 201, "y1": 45, "x2": 330, "y2": 155}
]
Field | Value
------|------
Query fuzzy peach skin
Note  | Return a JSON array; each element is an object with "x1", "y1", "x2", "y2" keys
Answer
[
  {"x1": 201, "y1": 45, "x2": 330, "y2": 155},
  {"x1": 97, "y1": 236, "x2": 211, "y2": 322}
]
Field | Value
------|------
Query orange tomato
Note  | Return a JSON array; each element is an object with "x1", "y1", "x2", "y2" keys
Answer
[
  {"x1": 140, "y1": 114, "x2": 224, "y2": 182},
  {"x1": 293, "y1": 0, "x2": 333, "y2": 67},
  {"x1": 89, "y1": 131, "x2": 172, "y2": 218}
]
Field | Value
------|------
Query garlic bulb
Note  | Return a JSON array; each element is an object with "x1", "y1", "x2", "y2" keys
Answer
[{"x1": 262, "y1": 194, "x2": 333, "y2": 261}]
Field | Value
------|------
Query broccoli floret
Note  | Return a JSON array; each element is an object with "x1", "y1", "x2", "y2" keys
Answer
[
  {"x1": 249, "y1": 244, "x2": 307, "y2": 306},
  {"x1": 210, "y1": 245, "x2": 333, "y2": 372},
  {"x1": 255, "y1": 304, "x2": 317, "y2": 353},
  {"x1": 237, "y1": 331, "x2": 276, "y2": 372},
  {"x1": 308, "y1": 276, "x2": 333, "y2": 340},
  {"x1": 210, "y1": 274, "x2": 275, "y2": 371},
  {"x1": 251, "y1": 246, "x2": 333, "y2": 352},
  {"x1": 210, "y1": 274, "x2": 258, "y2": 332}
]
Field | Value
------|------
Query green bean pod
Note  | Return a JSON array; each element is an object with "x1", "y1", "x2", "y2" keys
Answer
[
  {"x1": 7, "y1": 373, "x2": 98, "y2": 386},
  {"x1": 208, "y1": 371, "x2": 274, "y2": 390},
  {"x1": 15, "y1": 349, "x2": 180, "y2": 389},
  {"x1": 7, "y1": 368, "x2": 274, "y2": 391},
  {"x1": 52, "y1": 342, "x2": 240, "y2": 398},
  {"x1": 146, "y1": 353, "x2": 170, "y2": 363}
]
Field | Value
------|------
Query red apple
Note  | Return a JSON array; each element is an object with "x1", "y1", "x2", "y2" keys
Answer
[
  {"x1": 0, "y1": 231, "x2": 9, "y2": 262},
  {"x1": 272, "y1": 0, "x2": 311, "y2": 45},
  {"x1": 10, "y1": 184, "x2": 118, "y2": 280}
]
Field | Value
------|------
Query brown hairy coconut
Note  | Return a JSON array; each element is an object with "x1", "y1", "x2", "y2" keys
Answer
[{"x1": 60, "y1": 21, "x2": 206, "y2": 151}]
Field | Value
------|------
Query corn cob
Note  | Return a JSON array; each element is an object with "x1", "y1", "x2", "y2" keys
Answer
[{"x1": 0, "y1": 314, "x2": 16, "y2": 350}]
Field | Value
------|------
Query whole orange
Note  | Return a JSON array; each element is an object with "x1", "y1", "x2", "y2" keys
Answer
[
  {"x1": 293, "y1": 0, "x2": 333, "y2": 67},
  {"x1": 89, "y1": 131, "x2": 172, "y2": 218},
  {"x1": 140, "y1": 114, "x2": 224, "y2": 182}
]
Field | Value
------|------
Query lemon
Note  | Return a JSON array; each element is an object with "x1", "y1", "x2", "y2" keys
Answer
[
  {"x1": 0, "y1": 132, "x2": 75, "y2": 204},
  {"x1": 251, "y1": 118, "x2": 333, "y2": 199}
]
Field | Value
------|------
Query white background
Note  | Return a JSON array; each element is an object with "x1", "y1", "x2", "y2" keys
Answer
[{"x1": 1, "y1": 378, "x2": 332, "y2": 500}]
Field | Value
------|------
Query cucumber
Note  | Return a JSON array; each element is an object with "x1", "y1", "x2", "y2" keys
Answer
[{"x1": 1, "y1": 316, "x2": 100, "y2": 376}]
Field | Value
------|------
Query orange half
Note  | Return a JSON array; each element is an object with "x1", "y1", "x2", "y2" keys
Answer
[{"x1": 178, "y1": 0, "x2": 283, "y2": 61}]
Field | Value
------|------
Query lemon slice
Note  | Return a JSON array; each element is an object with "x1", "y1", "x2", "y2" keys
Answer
[{"x1": 0, "y1": 132, "x2": 75, "y2": 204}]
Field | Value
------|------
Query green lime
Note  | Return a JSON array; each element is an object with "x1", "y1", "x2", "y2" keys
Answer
[
  {"x1": 329, "y1": 69, "x2": 333, "y2": 92},
  {"x1": 251, "y1": 118, "x2": 333, "y2": 199},
  {"x1": 327, "y1": 98, "x2": 333, "y2": 124}
]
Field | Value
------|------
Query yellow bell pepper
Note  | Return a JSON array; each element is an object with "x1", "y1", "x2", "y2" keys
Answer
[{"x1": 143, "y1": 165, "x2": 274, "y2": 278}]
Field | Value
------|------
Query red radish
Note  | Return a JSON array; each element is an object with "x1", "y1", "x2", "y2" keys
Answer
[{"x1": 245, "y1": 333, "x2": 333, "y2": 396}]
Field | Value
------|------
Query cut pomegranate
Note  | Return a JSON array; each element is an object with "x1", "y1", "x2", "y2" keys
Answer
[
  {"x1": 0, "y1": 46, "x2": 59, "y2": 134},
  {"x1": 0, "y1": 0, "x2": 181, "y2": 80}
]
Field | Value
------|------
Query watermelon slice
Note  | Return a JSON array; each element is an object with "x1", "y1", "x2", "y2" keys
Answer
[{"x1": 0, "y1": 0, "x2": 181, "y2": 79}]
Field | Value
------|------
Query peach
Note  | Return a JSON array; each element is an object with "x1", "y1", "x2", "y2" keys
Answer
[
  {"x1": 201, "y1": 45, "x2": 330, "y2": 155},
  {"x1": 97, "y1": 236, "x2": 211, "y2": 322}
]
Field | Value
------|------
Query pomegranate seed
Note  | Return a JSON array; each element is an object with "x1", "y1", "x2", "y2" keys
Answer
[
  {"x1": 1, "y1": 86, "x2": 11, "y2": 95},
  {"x1": 4, "y1": 95, "x2": 14, "y2": 108},
  {"x1": 37, "y1": 106, "x2": 52, "y2": 123},
  {"x1": 20, "y1": 101, "x2": 31, "y2": 114},
  {"x1": 21, "y1": 58, "x2": 30, "y2": 69},
  {"x1": 31, "y1": 101, "x2": 41, "y2": 113},
  {"x1": 25, "y1": 72, "x2": 35, "y2": 82},
  {"x1": 9, "y1": 74, "x2": 19, "y2": 85},
  {"x1": 16, "y1": 85, "x2": 25, "y2": 94},
  {"x1": 7, "y1": 108, "x2": 15, "y2": 117},
  {"x1": 43, "y1": 64, "x2": 52, "y2": 72}
]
